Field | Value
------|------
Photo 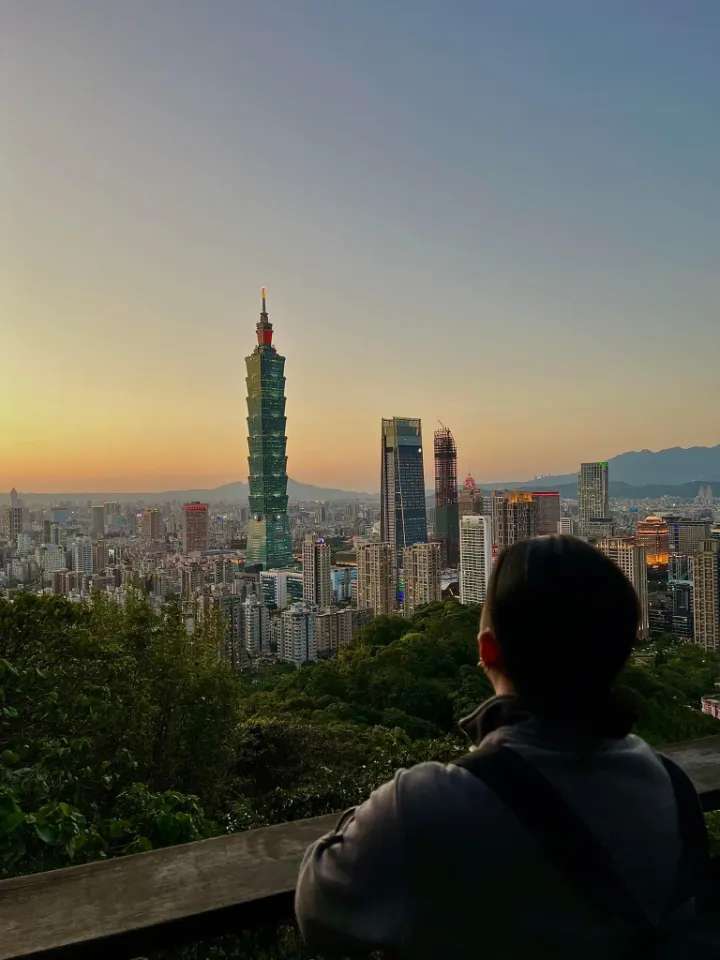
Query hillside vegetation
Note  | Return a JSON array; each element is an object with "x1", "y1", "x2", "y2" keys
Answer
[{"x1": 0, "y1": 594, "x2": 717, "y2": 877}]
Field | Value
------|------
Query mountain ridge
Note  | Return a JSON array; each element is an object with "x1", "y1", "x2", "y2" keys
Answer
[{"x1": 4, "y1": 444, "x2": 719, "y2": 504}]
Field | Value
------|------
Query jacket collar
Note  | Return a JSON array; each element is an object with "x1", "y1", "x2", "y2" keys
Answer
[{"x1": 458, "y1": 694, "x2": 530, "y2": 747}]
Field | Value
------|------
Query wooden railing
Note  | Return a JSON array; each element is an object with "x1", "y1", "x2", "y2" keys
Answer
[{"x1": 1, "y1": 735, "x2": 720, "y2": 960}]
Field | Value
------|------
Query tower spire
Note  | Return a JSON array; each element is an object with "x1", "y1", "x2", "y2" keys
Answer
[{"x1": 256, "y1": 285, "x2": 273, "y2": 346}]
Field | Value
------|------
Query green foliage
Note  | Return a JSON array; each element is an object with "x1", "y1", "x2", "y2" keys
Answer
[
  {"x1": 0, "y1": 592, "x2": 238, "y2": 875},
  {"x1": 624, "y1": 638, "x2": 720, "y2": 745},
  {"x1": 0, "y1": 593, "x2": 718, "y2": 885}
]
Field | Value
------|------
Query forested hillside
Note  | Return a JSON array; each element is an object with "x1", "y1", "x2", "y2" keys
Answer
[{"x1": 0, "y1": 594, "x2": 717, "y2": 878}]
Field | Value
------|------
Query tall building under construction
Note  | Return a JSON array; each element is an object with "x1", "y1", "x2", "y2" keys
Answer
[
  {"x1": 245, "y1": 289, "x2": 292, "y2": 570},
  {"x1": 434, "y1": 426, "x2": 460, "y2": 567}
]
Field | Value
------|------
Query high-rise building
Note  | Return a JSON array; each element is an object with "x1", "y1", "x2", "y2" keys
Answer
[
  {"x1": 182, "y1": 502, "x2": 209, "y2": 554},
  {"x1": 491, "y1": 491, "x2": 537, "y2": 551},
  {"x1": 242, "y1": 595, "x2": 271, "y2": 659},
  {"x1": 260, "y1": 569, "x2": 304, "y2": 610},
  {"x1": 665, "y1": 517, "x2": 712, "y2": 555},
  {"x1": 531, "y1": 492, "x2": 561, "y2": 536},
  {"x1": 35, "y1": 544, "x2": 66, "y2": 580},
  {"x1": 3, "y1": 504, "x2": 23, "y2": 545},
  {"x1": 458, "y1": 474, "x2": 483, "y2": 518},
  {"x1": 578, "y1": 462, "x2": 610, "y2": 536},
  {"x1": 302, "y1": 535, "x2": 333, "y2": 608},
  {"x1": 90, "y1": 504, "x2": 105, "y2": 540},
  {"x1": 433, "y1": 427, "x2": 459, "y2": 567},
  {"x1": 316, "y1": 607, "x2": 356, "y2": 657},
  {"x1": 380, "y1": 417, "x2": 427, "y2": 560},
  {"x1": 357, "y1": 542, "x2": 396, "y2": 616},
  {"x1": 245, "y1": 289, "x2": 292, "y2": 570},
  {"x1": 71, "y1": 537, "x2": 94, "y2": 575},
  {"x1": 583, "y1": 517, "x2": 615, "y2": 541},
  {"x1": 278, "y1": 602, "x2": 317, "y2": 665},
  {"x1": 402, "y1": 542, "x2": 441, "y2": 615},
  {"x1": 598, "y1": 538, "x2": 649, "y2": 640},
  {"x1": 330, "y1": 566, "x2": 357, "y2": 604},
  {"x1": 141, "y1": 508, "x2": 163, "y2": 542},
  {"x1": 691, "y1": 540, "x2": 720, "y2": 651},
  {"x1": 459, "y1": 514, "x2": 494, "y2": 605},
  {"x1": 557, "y1": 517, "x2": 575, "y2": 536},
  {"x1": 635, "y1": 516, "x2": 670, "y2": 567},
  {"x1": 92, "y1": 540, "x2": 107, "y2": 574}
]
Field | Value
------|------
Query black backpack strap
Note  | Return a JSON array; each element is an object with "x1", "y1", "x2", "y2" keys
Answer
[
  {"x1": 658, "y1": 755, "x2": 709, "y2": 910},
  {"x1": 454, "y1": 745, "x2": 657, "y2": 931}
]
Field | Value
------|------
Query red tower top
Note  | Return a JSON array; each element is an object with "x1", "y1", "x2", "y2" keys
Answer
[{"x1": 257, "y1": 287, "x2": 273, "y2": 346}]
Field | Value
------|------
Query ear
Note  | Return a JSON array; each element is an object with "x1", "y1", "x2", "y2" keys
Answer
[{"x1": 479, "y1": 628, "x2": 503, "y2": 670}]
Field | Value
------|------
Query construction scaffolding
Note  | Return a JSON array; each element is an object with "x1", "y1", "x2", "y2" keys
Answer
[{"x1": 434, "y1": 426, "x2": 460, "y2": 567}]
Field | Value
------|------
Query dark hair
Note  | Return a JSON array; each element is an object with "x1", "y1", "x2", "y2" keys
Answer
[{"x1": 484, "y1": 535, "x2": 639, "y2": 737}]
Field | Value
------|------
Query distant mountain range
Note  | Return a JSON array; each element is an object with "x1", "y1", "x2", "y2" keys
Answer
[
  {"x1": 3, "y1": 478, "x2": 373, "y2": 506},
  {"x1": 4, "y1": 444, "x2": 720, "y2": 505},
  {"x1": 496, "y1": 444, "x2": 720, "y2": 488}
]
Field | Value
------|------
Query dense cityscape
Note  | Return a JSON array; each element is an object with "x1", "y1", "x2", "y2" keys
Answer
[{"x1": 2, "y1": 292, "x2": 719, "y2": 720}]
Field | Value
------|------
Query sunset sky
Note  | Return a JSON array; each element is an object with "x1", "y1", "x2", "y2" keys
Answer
[{"x1": 4, "y1": 1, "x2": 720, "y2": 493}]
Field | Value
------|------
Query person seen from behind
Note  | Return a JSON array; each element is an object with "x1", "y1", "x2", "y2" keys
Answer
[{"x1": 295, "y1": 535, "x2": 711, "y2": 958}]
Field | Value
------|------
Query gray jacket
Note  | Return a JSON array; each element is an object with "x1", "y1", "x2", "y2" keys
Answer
[{"x1": 295, "y1": 696, "x2": 684, "y2": 958}]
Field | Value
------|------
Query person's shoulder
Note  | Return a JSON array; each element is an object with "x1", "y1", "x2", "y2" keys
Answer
[{"x1": 396, "y1": 757, "x2": 501, "y2": 827}]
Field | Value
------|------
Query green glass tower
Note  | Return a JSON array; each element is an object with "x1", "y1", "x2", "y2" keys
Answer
[{"x1": 245, "y1": 289, "x2": 293, "y2": 569}]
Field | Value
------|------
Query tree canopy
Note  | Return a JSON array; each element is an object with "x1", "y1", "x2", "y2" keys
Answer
[{"x1": 0, "y1": 593, "x2": 717, "y2": 877}]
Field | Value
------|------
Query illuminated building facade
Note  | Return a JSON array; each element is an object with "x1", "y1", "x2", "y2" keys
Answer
[
  {"x1": 491, "y1": 491, "x2": 537, "y2": 551},
  {"x1": 635, "y1": 515, "x2": 670, "y2": 567}
]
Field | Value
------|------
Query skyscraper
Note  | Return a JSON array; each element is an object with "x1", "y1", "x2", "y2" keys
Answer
[
  {"x1": 403, "y1": 542, "x2": 442, "y2": 615},
  {"x1": 433, "y1": 427, "x2": 459, "y2": 567},
  {"x1": 665, "y1": 517, "x2": 712, "y2": 555},
  {"x1": 691, "y1": 540, "x2": 720, "y2": 651},
  {"x1": 71, "y1": 537, "x2": 94, "y2": 575},
  {"x1": 182, "y1": 502, "x2": 209, "y2": 553},
  {"x1": 380, "y1": 417, "x2": 427, "y2": 560},
  {"x1": 491, "y1": 491, "x2": 537, "y2": 551},
  {"x1": 245, "y1": 289, "x2": 292, "y2": 570},
  {"x1": 578, "y1": 462, "x2": 610, "y2": 535},
  {"x1": 531, "y1": 491, "x2": 561, "y2": 536},
  {"x1": 90, "y1": 504, "x2": 105, "y2": 540},
  {"x1": 3, "y1": 489, "x2": 24, "y2": 546},
  {"x1": 141, "y1": 508, "x2": 163, "y2": 542},
  {"x1": 302, "y1": 535, "x2": 332, "y2": 608},
  {"x1": 459, "y1": 514, "x2": 494, "y2": 605},
  {"x1": 357, "y1": 542, "x2": 396, "y2": 616},
  {"x1": 598, "y1": 537, "x2": 649, "y2": 640}
]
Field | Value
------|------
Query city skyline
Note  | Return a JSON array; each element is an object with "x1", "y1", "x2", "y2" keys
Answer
[{"x1": 6, "y1": 2, "x2": 720, "y2": 492}]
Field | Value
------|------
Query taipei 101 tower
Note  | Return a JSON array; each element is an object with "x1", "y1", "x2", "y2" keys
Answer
[{"x1": 245, "y1": 288, "x2": 292, "y2": 569}]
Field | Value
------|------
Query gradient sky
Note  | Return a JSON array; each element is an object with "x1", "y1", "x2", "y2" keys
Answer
[{"x1": 4, "y1": 1, "x2": 720, "y2": 493}]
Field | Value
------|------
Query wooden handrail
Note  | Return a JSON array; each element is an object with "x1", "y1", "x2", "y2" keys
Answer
[{"x1": 1, "y1": 735, "x2": 719, "y2": 960}]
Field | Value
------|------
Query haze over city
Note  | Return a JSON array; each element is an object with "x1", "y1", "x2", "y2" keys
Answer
[{"x1": 5, "y1": 1, "x2": 720, "y2": 492}]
